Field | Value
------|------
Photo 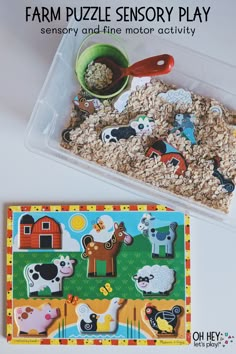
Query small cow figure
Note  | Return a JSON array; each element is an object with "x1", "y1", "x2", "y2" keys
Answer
[
  {"x1": 24, "y1": 255, "x2": 76, "y2": 297},
  {"x1": 101, "y1": 115, "x2": 154, "y2": 143},
  {"x1": 14, "y1": 304, "x2": 60, "y2": 336}
]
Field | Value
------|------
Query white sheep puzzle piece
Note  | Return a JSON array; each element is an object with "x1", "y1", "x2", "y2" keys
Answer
[
  {"x1": 158, "y1": 88, "x2": 192, "y2": 105},
  {"x1": 133, "y1": 265, "x2": 175, "y2": 296}
]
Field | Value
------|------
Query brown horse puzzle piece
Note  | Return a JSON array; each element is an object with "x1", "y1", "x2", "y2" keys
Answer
[{"x1": 81, "y1": 222, "x2": 133, "y2": 277}]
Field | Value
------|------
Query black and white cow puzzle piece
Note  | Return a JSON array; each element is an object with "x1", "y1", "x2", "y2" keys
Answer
[
  {"x1": 24, "y1": 255, "x2": 76, "y2": 297},
  {"x1": 100, "y1": 115, "x2": 154, "y2": 143}
]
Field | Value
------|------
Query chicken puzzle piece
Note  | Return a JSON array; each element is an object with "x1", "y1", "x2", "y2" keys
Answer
[
  {"x1": 170, "y1": 113, "x2": 197, "y2": 145},
  {"x1": 24, "y1": 255, "x2": 76, "y2": 297},
  {"x1": 137, "y1": 213, "x2": 177, "y2": 258},
  {"x1": 145, "y1": 139, "x2": 187, "y2": 176},
  {"x1": 132, "y1": 265, "x2": 175, "y2": 296},
  {"x1": 101, "y1": 115, "x2": 154, "y2": 143},
  {"x1": 143, "y1": 303, "x2": 182, "y2": 336},
  {"x1": 76, "y1": 298, "x2": 125, "y2": 333},
  {"x1": 14, "y1": 304, "x2": 60, "y2": 336}
]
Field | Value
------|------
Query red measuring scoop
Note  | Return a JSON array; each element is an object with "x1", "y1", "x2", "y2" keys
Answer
[{"x1": 95, "y1": 54, "x2": 174, "y2": 91}]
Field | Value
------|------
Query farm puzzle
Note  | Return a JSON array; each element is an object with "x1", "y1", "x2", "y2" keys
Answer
[{"x1": 6, "y1": 204, "x2": 191, "y2": 345}]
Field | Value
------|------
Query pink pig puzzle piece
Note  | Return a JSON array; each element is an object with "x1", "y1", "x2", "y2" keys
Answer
[{"x1": 14, "y1": 304, "x2": 60, "y2": 336}]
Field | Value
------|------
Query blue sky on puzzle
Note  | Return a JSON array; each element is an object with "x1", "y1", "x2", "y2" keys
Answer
[{"x1": 13, "y1": 211, "x2": 185, "y2": 251}]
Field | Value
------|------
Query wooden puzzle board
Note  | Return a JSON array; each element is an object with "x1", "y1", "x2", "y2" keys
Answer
[{"x1": 6, "y1": 204, "x2": 191, "y2": 345}]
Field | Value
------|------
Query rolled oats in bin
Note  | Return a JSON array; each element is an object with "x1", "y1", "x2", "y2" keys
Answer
[
  {"x1": 61, "y1": 78, "x2": 236, "y2": 213},
  {"x1": 85, "y1": 61, "x2": 113, "y2": 91}
]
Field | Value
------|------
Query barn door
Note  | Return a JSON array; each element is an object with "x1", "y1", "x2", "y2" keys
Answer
[{"x1": 40, "y1": 235, "x2": 52, "y2": 249}]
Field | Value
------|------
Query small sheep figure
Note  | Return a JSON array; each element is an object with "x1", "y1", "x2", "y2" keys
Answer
[{"x1": 132, "y1": 265, "x2": 175, "y2": 296}]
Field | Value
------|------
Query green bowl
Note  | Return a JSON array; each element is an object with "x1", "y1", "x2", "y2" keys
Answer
[{"x1": 75, "y1": 43, "x2": 129, "y2": 99}]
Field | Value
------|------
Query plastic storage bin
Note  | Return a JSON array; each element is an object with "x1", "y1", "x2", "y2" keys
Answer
[{"x1": 25, "y1": 22, "x2": 236, "y2": 230}]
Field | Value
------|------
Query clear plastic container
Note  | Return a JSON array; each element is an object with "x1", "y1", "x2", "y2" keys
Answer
[{"x1": 25, "y1": 21, "x2": 236, "y2": 231}]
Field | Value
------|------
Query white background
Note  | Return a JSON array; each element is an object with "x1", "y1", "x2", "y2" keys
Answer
[{"x1": 0, "y1": 0, "x2": 236, "y2": 353}]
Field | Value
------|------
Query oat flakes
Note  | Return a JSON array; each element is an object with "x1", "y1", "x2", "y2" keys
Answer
[{"x1": 61, "y1": 79, "x2": 236, "y2": 213}]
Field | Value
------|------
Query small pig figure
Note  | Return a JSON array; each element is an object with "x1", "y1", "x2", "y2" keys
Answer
[{"x1": 14, "y1": 304, "x2": 60, "y2": 336}]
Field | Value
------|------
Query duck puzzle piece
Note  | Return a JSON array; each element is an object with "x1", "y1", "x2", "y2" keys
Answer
[
  {"x1": 133, "y1": 265, "x2": 175, "y2": 296},
  {"x1": 170, "y1": 113, "x2": 197, "y2": 145},
  {"x1": 145, "y1": 139, "x2": 187, "y2": 175},
  {"x1": 80, "y1": 313, "x2": 99, "y2": 332},
  {"x1": 143, "y1": 303, "x2": 182, "y2": 335},
  {"x1": 137, "y1": 213, "x2": 177, "y2": 258},
  {"x1": 76, "y1": 298, "x2": 125, "y2": 333},
  {"x1": 101, "y1": 115, "x2": 154, "y2": 143},
  {"x1": 212, "y1": 156, "x2": 235, "y2": 193},
  {"x1": 81, "y1": 222, "x2": 133, "y2": 277},
  {"x1": 24, "y1": 255, "x2": 76, "y2": 297},
  {"x1": 14, "y1": 304, "x2": 60, "y2": 336},
  {"x1": 158, "y1": 88, "x2": 192, "y2": 105}
]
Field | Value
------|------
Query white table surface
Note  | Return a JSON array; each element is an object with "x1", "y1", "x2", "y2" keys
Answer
[{"x1": 1, "y1": 0, "x2": 236, "y2": 353}]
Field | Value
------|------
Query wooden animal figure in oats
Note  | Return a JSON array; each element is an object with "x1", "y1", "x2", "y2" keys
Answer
[
  {"x1": 82, "y1": 222, "x2": 133, "y2": 277},
  {"x1": 61, "y1": 94, "x2": 96, "y2": 144},
  {"x1": 145, "y1": 140, "x2": 187, "y2": 176},
  {"x1": 138, "y1": 213, "x2": 177, "y2": 258},
  {"x1": 170, "y1": 113, "x2": 197, "y2": 145}
]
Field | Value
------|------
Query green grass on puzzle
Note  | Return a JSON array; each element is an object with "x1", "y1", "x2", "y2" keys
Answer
[{"x1": 13, "y1": 226, "x2": 186, "y2": 300}]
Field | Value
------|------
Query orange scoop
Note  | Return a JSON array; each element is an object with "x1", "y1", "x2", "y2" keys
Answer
[{"x1": 95, "y1": 54, "x2": 174, "y2": 91}]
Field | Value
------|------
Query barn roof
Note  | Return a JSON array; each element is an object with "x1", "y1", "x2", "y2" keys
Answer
[
  {"x1": 20, "y1": 214, "x2": 34, "y2": 224},
  {"x1": 32, "y1": 216, "x2": 61, "y2": 232}
]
